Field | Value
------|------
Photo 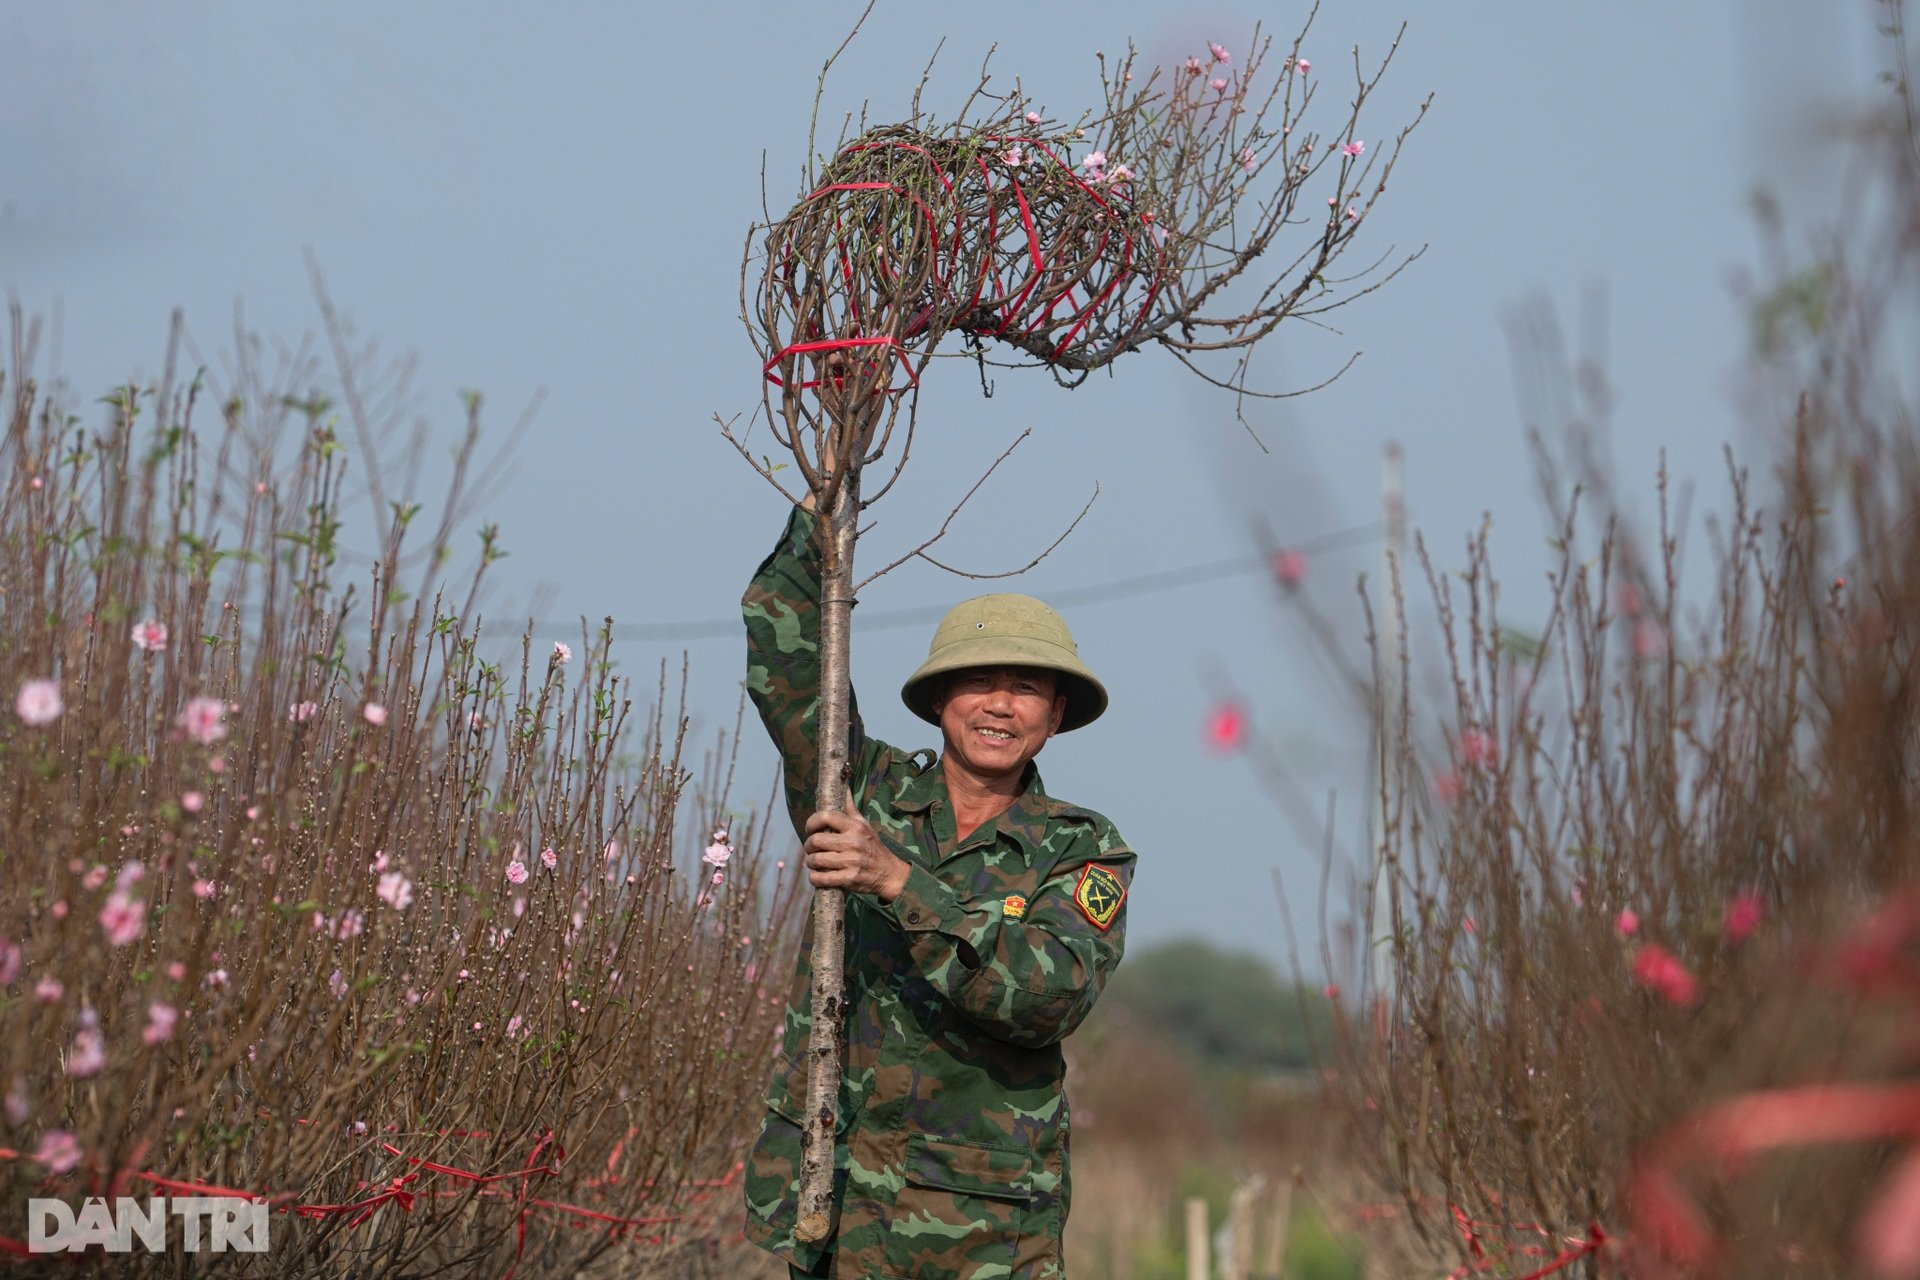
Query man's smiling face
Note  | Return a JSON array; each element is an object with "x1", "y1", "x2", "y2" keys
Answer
[{"x1": 934, "y1": 666, "x2": 1067, "y2": 787}]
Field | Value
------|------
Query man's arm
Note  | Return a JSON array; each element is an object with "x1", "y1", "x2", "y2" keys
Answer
[
  {"x1": 744, "y1": 506, "x2": 828, "y2": 836},
  {"x1": 872, "y1": 826, "x2": 1134, "y2": 1049}
]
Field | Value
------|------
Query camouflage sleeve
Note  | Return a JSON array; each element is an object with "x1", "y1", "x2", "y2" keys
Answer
[
  {"x1": 874, "y1": 823, "x2": 1133, "y2": 1048},
  {"x1": 742, "y1": 505, "x2": 875, "y2": 836}
]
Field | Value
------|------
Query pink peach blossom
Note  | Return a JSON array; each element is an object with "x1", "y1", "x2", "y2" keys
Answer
[
  {"x1": 362, "y1": 702, "x2": 388, "y2": 726},
  {"x1": 552, "y1": 641, "x2": 572, "y2": 666},
  {"x1": 1294, "y1": 57, "x2": 1311, "y2": 74},
  {"x1": 131, "y1": 619, "x2": 168, "y2": 652},
  {"x1": 1205, "y1": 701, "x2": 1248, "y2": 754},
  {"x1": 288, "y1": 700, "x2": 318, "y2": 723},
  {"x1": 143, "y1": 1002, "x2": 177, "y2": 1045},
  {"x1": 1631, "y1": 943, "x2": 1699, "y2": 1006},
  {"x1": 1210, "y1": 77, "x2": 1228, "y2": 91},
  {"x1": 377, "y1": 872, "x2": 414, "y2": 911},
  {"x1": 1025, "y1": 110, "x2": 1043, "y2": 124},
  {"x1": 1209, "y1": 42, "x2": 1230, "y2": 63},
  {"x1": 506, "y1": 860, "x2": 529, "y2": 885},
  {"x1": 1615, "y1": 908, "x2": 1640, "y2": 937},
  {"x1": 1722, "y1": 891, "x2": 1764, "y2": 944},
  {"x1": 67, "y1": 1013, "x2": 105, "y2": 1077},
  {"x1": 181, "y1": 791, "x2": 204, "y2": 814},
  {"x1": 34, "y1": 1130, "x2": 81, "y2": 1175},
  {"x1": 176, "y1": 696, "x2": 226, "y2": 745},
  {"x1": 540, "y1": 847, "x2": 558, "y2": 869},
  {"x1": 1458, "y1": 728, "x2": 1498, "y2": 768},
  {"x1": 35, "y1": 977, "x2": 62, "y2": 1002},
  {"x1": 1271, "y1": 548, "x2": 1306, "y2": 586},
  {"x1": 15, "y1": 678, "x2": 62, "y2": 726},
  {"x1": 1341, "y1": 140, "x2": 1365, "y2": 158}
]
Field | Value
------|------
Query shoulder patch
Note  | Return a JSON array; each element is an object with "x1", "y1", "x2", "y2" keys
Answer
[
  {"x1": 1002, "y1": 895, "x2": 1028, "y2": 920},
  {"x1": 1072, "y1": 864, "x2": 1126, "y2": 931}
]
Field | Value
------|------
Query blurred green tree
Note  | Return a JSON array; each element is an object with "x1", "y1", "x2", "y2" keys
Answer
[{"x1": 1102, "y1": 939, "x2": 1334, "y2": 1074}]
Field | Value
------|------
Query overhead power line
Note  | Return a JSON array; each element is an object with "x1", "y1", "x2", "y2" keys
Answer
[{"x1": 541, "y1": 520, "x2": 1382, "y2": 643}]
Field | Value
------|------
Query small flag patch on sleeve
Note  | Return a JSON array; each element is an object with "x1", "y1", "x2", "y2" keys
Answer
[
  {"x1": 1002, "y1": 895, "x2": 1028, "y2": 920},
  {"x1": 1072, "y1": 864, "x2": 1126, "y2": 931}
]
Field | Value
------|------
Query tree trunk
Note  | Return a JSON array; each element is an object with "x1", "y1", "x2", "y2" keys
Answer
[{"x1": 794, "y1": 468, "x2": 859, "y2": 1244}]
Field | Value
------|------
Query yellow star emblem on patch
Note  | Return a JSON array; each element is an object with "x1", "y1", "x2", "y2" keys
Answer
[
  {"x1": 1072, "y1": 864, "x2": 1126, "y2": 931},
  {"x1": 1002, "y1": 895, "x2": 1028, "y2": 920}
]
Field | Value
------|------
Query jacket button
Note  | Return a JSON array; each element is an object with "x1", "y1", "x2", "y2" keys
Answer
[{"x1": 906, "y1": 910, "x2": 922, "y2": 924}]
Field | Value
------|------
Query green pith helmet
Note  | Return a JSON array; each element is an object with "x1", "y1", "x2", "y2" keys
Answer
[{"x1": 900, "y1": 593, "x2": 1108, "y2": 733}]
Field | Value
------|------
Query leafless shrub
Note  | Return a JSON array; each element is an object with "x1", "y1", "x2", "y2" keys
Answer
[
  {"x1": 0, "y1": 304, "x2": 801, "y2": 1277},
  {"x1": 1303, "y1": 20, "x2": 1920, "y2": 1277}
]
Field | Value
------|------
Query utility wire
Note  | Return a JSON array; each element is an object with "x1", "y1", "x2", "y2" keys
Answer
[{"x1": 545, "y1": 520, "x2": 1382, "y2": 643}]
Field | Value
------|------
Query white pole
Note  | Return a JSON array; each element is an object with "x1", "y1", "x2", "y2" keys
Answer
[{"x1": 1371, "y1": 443, "x2": 1405, "y2": 1006}]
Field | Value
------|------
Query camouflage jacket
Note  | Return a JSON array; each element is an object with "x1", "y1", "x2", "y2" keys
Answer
[{"x1": 741, "y1": 507, "x2": 1134, "y2": 1280}]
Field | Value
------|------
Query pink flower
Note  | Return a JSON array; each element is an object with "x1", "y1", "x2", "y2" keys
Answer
[
  {"x1": 99, "y1": 887, "x2": 146, "y2": 947},
  {"x1": 34, "y1": 1130, "x2": 82, "y2": 1175},
  {"x1": 362, "y1": 702, "x2": 388, "y2": 726},
  {"x1": 1025, "y1": 110, "x2": 1042, "y2": 124},
  {"x1": 15, "y1": 678, "x2": 62, "y2": 726},
  {"x1": 1615, "y1": 582, "x2": 1643, "y2": 618},
  {"x1": 506, "y1": 1014, "x2": 525, "y2": 1038},
  {"x1": 1239, "y1": 147, "x2": 1257, "y2": 175},
  {"x1": 371, "y1": 851, "x2": 389, "y2": 872},
  {"x1": 1631, "y1": 943, "x2": 1699, "y2": 1007},
  {"x1": 1345, "y1": 205, "x2": 1360, "y2": 223},
  {"x1": 1001, "y1": 144, "x2": 1025, "y2": 167},
  {"x1": 1205, "y1": 701, "x2": 1248, "y2": 754},
  {"x1": 1341, "y1": 140, "x2": 1365, "y2": 158},
  {"x1": 552, "y1": 641, "x2": 572, "y2": 666},
  {"x1": 1722, "y1": 891, "x2": 1764, "y2": 944},
  {"x1": 1107, "y1": 163, "x2": 1133, "y2": 183},
  {"x1": 1209, "y1": 42, "x2": 1230, "y2": 64},
  {"x1": 1271, "y1": 548, "x2": 1306, "y2": 587},
  {"x1": 1463, "y1": 915, "x2": 1478, "y2": 936},
  {"x1": 377, "y1": 872, "x2": 414, "y2": 911},
  {"x1": 176, "y1": 696, "x2": 226, "y2": 745},
  {"x1": 82, "y1": 865, "x2": 107, "y2": 891},
  {"x1": 1081, "y1": 150, "x2": 1107, "y2": 172},
  {"x1": 1294, "y1": 57, "x2": 1311, "y2": 74},
  {"x1": 1184, "y1": 56, "x2": 1203, "y2": 75},
  {"x1": 67, "y1": 1013, "x2": 105, "y2": 1078},
  {"x1": 0, "y1": 942, "x2": 17, "y2": 986},
  {"x1": 1615, "y1": 908, "x2": 1640, "y2": 937},
  {"x1": 181, "y1": 791, "x2": 204, "y2": 814},
  {"x1": 506, "y1": 860, "x2": 529, "y2": 885},
  {"x1": 703, "y1": 833, "x2": 732, "y2": 868},
  {"x1": 540, "y1": 847, "x2": 558, "y2": 869},
  {"x1": 288, "y1": 700, "x2": 318, "y2": 723},
  {"x1": 334, "y1": 909, "x2": 363, "y2": 939},
  {"x1": 329, "y1": 969, "x2": 347, "y2": 999},
  {"x1": 1210, "y1": 77, "x2": 1228, "y2": 91},
  {"x1": 143, "y1": 1002, "x2": 177, "y2": 1045},
  {"x1": 193, "y1": 879, "x2": 216, "y2": 899},
  {"x1": 711, "y1": 871, "x2": 726, "y2": 887},
  {"x1": 35, "y1": 977, "x2": 63, "y2": 1002},
  {"x1": 5, "y1": 1080, "x2": 28, "y2": 1126},
  {"x1": 131, "y1": 619, "x2": 168, "y2": 652},
  {"x1": 1458, "y1": 729, "x2": 1498, "y2": 768},
  {"x1": 1632, "y1": 619, "x2": 1666, "y2": 658}
]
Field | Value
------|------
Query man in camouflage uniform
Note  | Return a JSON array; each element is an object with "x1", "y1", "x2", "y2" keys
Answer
[{"x1": 741, "y1": 497, "x2": 1134, "y2": 1280}]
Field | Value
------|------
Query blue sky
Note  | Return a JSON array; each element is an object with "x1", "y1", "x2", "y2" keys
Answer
[{"x1": 0, "y1": 2, "x2": 1884, "y2": 966}]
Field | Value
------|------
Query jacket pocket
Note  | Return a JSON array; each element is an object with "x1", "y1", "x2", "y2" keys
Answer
[{"x1": 886, "y1": 1135, "x2": 1033, "y2": 1279}]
